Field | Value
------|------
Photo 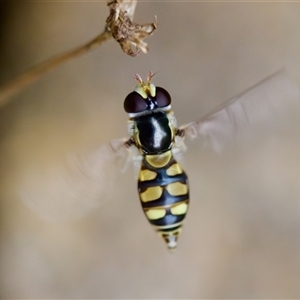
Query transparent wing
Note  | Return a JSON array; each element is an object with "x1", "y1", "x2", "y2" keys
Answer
[
  {"x1": 17, "y1": 138, "x2": 129, "y2": 223},
  {"x1": 182, "y1": 70, "x2": 300, "y2": 152}
]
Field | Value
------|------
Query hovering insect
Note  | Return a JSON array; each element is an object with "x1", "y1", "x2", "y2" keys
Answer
[
  {"x1": 18, "y1": 70, "x2": 300, "y2": 250},
  {"x1": 109, "y1": 70, "x2": 300, "y2": 249},
  {"x1": 123, "y1": 72, "x2": 190, "y2": 249}
]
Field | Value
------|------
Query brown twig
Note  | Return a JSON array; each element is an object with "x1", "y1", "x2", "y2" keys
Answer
[
  {"x1": 0, "y1": 30, "x2": 112, "y2": 108},
  {"x1": 0, "y1": 0, "x2": 157, "y2": 109}
]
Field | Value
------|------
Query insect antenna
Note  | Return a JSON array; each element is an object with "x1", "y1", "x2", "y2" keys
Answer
[
  {"x1": 147, "y1": 71, "x2": 157, "y2": 83},
  {"x1": 134, "y1": 73, "x2": 143, "y2": 84}
]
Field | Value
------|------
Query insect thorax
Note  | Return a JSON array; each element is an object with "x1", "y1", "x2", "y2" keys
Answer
[{"x1": 130, "y1": 111, "x2": 175, "y2": 155}]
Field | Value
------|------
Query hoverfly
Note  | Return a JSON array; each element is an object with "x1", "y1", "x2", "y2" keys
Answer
[
  {"x1": 122, "y1": 73, "x2": 190, "y2": 249},
  {"x1": 19, "y1": 70, "x2": 300, "y2": 250}
]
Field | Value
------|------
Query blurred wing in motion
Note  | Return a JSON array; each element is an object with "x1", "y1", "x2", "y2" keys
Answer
[
  {"x1": 18, "y1": 138, "x2": 129, "y2": 223},
  {"x1": 182, "y1": 70, "x2": 300, "y2": 152}
]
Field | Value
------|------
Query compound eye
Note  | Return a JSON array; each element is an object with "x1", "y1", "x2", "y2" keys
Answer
[
  {"x1": 124, "y1": 92, "x2": 147, "y2": 113},
  {"x1": 155, "y1": 87, "x2": 171, "y2": 107}
]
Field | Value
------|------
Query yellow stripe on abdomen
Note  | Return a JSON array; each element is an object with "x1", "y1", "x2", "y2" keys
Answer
[
  {"x1": 170, "y1": 201, "x2": 189, "y2": 215},
  {"x1": 140, "y1": 186, "x2": 163, "y2": 202},
  {"x1": 145, "y1": 208, "x2": 166, "y2": 220},
  {"x1": 166, "y1": 182, "x2": 188, "y2": 196},
  {"x1": 166, "y1": 163, "x2": 183, "y2": 176},
  {"x1": 139, "y1": 169, "x2": 157, "y2": 181}
]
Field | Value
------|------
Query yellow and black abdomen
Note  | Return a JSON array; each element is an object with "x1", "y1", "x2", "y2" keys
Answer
[{"x1": 138, "y1": 150, "x2": 189, "y2": 249}]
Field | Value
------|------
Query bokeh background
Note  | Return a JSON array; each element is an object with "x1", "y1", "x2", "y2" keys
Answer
[{"x1": 1, "y1": 1, "x2": 300, "y2": 298}]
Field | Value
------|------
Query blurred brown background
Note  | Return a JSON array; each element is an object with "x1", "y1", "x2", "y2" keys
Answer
[{"x1": 1, "y1": 1, "x2": 300, "y2": 298}]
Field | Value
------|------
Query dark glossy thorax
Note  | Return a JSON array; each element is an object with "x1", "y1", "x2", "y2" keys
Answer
[{"x1": 135, "y1": 111, "x2": 172, "y2": 154}]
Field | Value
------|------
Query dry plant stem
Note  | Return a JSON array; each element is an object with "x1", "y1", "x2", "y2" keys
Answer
[
  {"x1": 0, "y1": 30, "x2": 112, "y2": 108},
  {"x1": 0, "y1": 0, "x2": 157, "y2": 109}
]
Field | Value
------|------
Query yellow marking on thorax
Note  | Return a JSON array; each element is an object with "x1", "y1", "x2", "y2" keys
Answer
[
  {"x1": 166, "y1": 182, "x2": 188, "y2": 196},
  {"x1": 139, "y1": 169, "x2": 157, "y2": 181},
  {"x1": 145, "y1": 208, "x2": 166, "y2": 220},
  {"x1": 140, "y1": 186, "x2": 163, "y2": 202},
  {"x1": 134, "y1": 131, "x2": 142, "y2": 149},
  {"x1": 170, "y1": 202, "x2": 189, "y2": 215},
  {"x1": 166, "y1": 163, "x2": 183, "y2": 176},
  {"x1": 145, "y1": 151, "x2": 172, "y2": 168}
]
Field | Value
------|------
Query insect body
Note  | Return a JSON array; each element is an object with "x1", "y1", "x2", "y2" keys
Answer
[
  {"x1": 123, "y1": 74, "x2": 189, "y2": 249},
  {"x1": 19, "y1": 71, "x2": 300, "y2": 250}
]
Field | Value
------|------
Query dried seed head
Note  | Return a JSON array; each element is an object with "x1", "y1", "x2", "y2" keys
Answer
[{"x1": 106, "y1": 0, "x2": 158, "y2": 57}]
